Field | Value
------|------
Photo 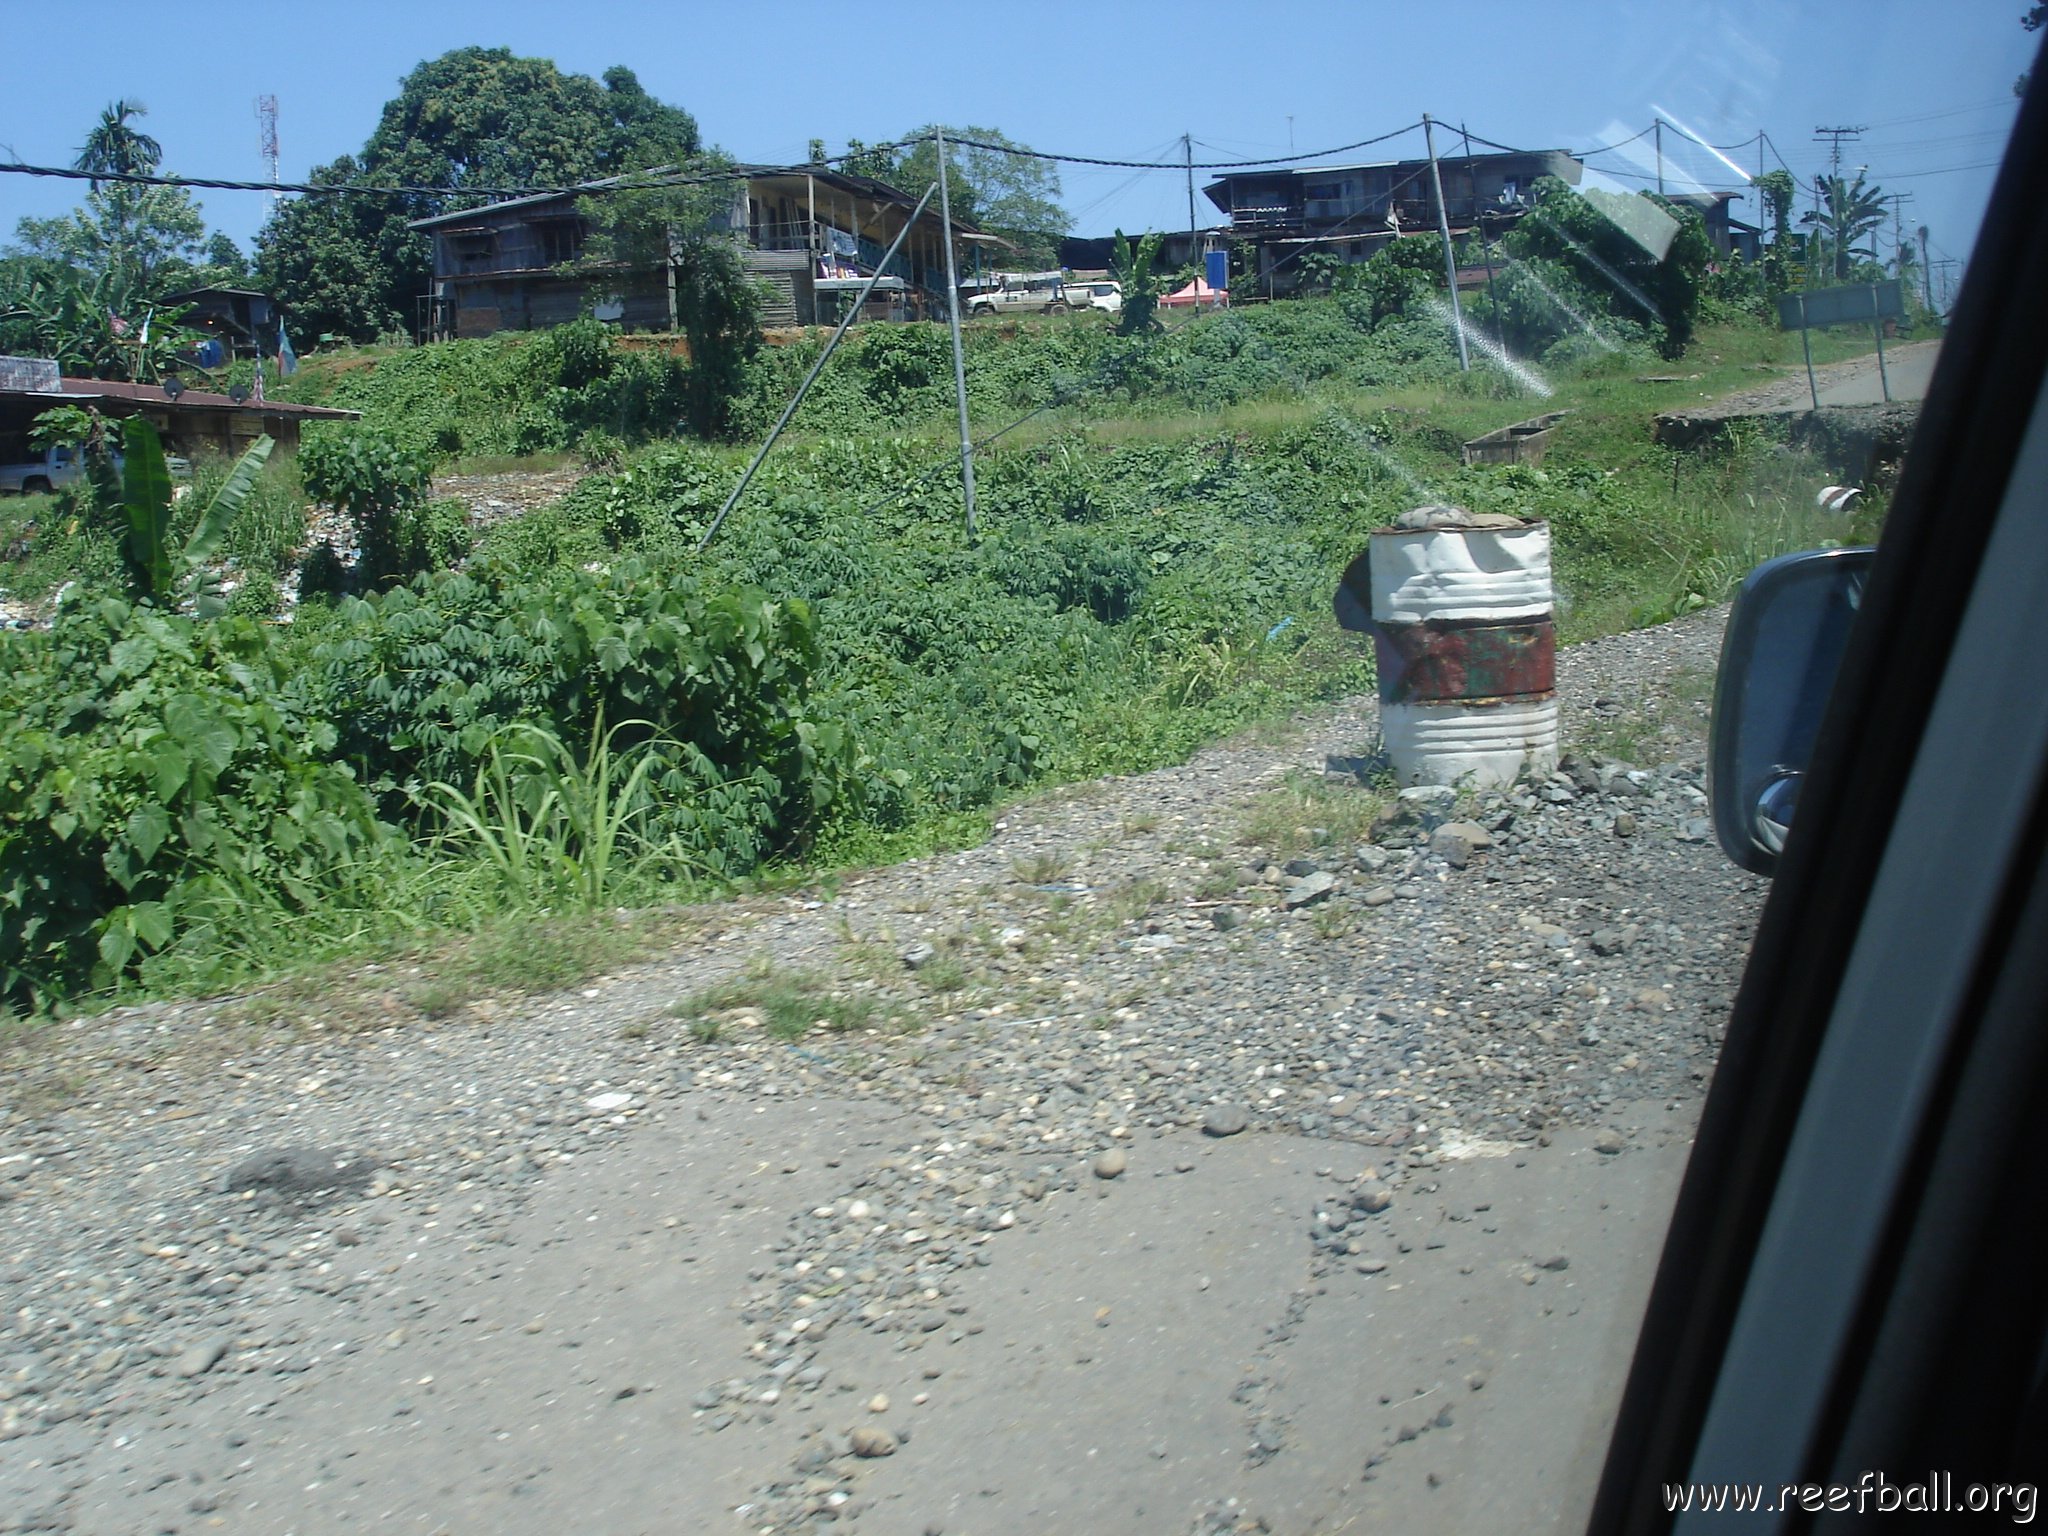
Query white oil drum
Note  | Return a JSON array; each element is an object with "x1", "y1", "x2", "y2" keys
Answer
[{"x1": 1334, "y1": 505, "x2": 1559, "y2": 789}]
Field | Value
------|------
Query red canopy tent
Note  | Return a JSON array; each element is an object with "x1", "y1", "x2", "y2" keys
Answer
[{"x1": 1158, "y1": 277, "x2": 1228, "y2": 309}]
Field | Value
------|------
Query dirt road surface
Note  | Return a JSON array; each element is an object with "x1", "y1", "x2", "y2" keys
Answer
[
  {"x1": 1703, "y1": 338, "x2": 1941, "y2": 416},
  {"x1": 1, "y1": 611, "x2": 1759, "y2": 1535}
]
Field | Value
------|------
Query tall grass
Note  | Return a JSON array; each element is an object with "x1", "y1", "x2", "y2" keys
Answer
[
  {"x1": 176, "y1": 454, "x2": 310, "y2": 577},
  {"x1": 419, "y1": 716, "x2": 709, "y2": 914}
]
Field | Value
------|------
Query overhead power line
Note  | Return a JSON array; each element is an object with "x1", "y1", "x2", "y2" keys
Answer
[
  {"x1": 942, "y1": 123, "x2": 1421, "y2": 171},
  {"x1": 0, "y1": 144, "x2": 930, "y2": 199},
  {"x1": 1573, "y1": 125, "x2": 1658, "y2": 156},
  {"x1": 0, "y1": 122, "x2": 1434, "y2": 203},
  {"x1": 1652, "y1": 120, "x2": 1764, "y2": 154},
  {"x1": 1883, "y1": 159, "x2": 2006, "y2": 179}
]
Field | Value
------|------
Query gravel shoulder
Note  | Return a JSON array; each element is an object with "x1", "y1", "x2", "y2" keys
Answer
[{"x1": 0, "y1": 607, "x2": 1763, "y2": 1535}]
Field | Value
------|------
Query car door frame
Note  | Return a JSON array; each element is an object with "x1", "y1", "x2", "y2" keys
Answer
[{"x1": 1588, "y1": 42, "x2": 2048, "y2": 1535}]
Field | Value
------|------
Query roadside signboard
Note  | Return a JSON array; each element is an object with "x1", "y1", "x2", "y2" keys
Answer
[
  {"x1": 1774, "y1": 281, "x2": 1904, "y2": 407},
  {"x1": 1775, "y1": 279, "x2": 1904, "y2": 331}
]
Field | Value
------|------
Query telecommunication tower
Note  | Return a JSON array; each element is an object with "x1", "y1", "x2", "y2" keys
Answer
[{"x1": 256, "y1": 95, "x2": 280, "y2": 202}]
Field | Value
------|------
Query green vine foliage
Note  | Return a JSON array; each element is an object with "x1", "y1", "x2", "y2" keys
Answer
[
  {"x1": 280, "y1": 319, "x2": 690, "y2": 464},
  {"x1": 0, "y1": 600, "x2": 394, "y2": 1012},
  {"x1": 295, "y1": 559, "x2": 863, "y2": 874}
]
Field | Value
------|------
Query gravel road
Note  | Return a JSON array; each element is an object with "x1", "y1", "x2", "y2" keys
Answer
[
  {"x1": 0, "y1": 607, "x2": 1764, "y2": 1535},
  {"x1": 1694, "y1": 338, "x2": 1940, "y2": 416}
]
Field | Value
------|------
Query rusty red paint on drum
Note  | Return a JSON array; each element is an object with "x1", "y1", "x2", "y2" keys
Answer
[{"x1": 1374, "y1": 618, "x2": 1557, "y2": 705}]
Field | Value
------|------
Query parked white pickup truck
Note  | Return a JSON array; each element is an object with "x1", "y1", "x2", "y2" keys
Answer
[
  {"x1": 964, "y1": 272, "x2": 1075, "y2": 318},
  {"x1": 0, "y1": 443, "x2": 191, "y2": 496},
  {"x1": 0, "y1": 445, "x2": 82, "y2": 496}
]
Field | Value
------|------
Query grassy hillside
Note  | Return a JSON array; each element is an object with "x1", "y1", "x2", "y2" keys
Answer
[{"x1": 3, "y1": 302, "x2": 1891, "y2": 1015}]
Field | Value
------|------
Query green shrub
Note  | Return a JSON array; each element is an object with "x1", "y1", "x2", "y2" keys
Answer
[
  {"x1": 0, "y1": 600, "x2": 395, "y2": 1012},
  {"x1": 225, "y1": 571, "x2": 282, "y2": 621},
  {"x1": 296, "y1": 558, "x2": 865, "y2": 873},
  {"x1": 280, "y1": 321, "x2": 689, "y2": 464},
  {"x1": 299, "y1": 428, "x2": 436, "y2": 589}
]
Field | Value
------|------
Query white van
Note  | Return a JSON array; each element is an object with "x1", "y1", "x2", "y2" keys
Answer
[{"x1": 1066, "y1": 280, "x2": 1123, "y2": 315}]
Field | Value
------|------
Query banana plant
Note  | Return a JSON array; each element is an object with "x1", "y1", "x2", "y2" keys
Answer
[
  {"x1": 119, "y1": 418, "x2": 273, "y2": 615},
  {"x1": 1111, "y1": 229, "x2": 1166, "y2": 336}
]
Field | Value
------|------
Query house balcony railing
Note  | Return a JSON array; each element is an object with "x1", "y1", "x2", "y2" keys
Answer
[
  {"x1": 749, "y1": 218, "x2": 827, "y2": 253},
  {"x1": 1229, "y1": 204, "x2": 1301, "y2": 231},
  {"x1": 746, "y1": 218, "x2": 943, "y2": 288}
]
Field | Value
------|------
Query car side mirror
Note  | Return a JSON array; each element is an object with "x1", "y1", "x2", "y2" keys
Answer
[{"x1": 1709, "y1": 546, "x2": 1875, "y2": 874}]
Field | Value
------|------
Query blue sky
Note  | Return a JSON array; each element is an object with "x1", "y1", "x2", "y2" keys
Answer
[{"x1": 2, "y1": 0, "x2": 2032, "y2": 289}]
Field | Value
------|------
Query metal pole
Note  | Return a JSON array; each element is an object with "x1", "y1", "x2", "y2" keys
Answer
[
  {"x1": 1655, "y1": 118, "x2": 1664, "y2": 195},
  {"x1": 698, "y1": 182, "x2": 939, "y2": 551},
  {"x1": 1422, "y1": 114, "x2": 1470, "y2": 371},
  {"x1": 1871, "y1": 284, "x2": 1891, "y2": 402},
  {"x1": 1462, "y1": 122, "x2": 1502, "y2": 348},
  {"x1": 1185, "y1": 132, "x2": 1197, "y2": 299},
  {"x1": 935, "y1": 128, "x2": 977, "y2": 540},
  {"x1": 1798, "y1": 295, "x2": 1819, "y2": 411}
]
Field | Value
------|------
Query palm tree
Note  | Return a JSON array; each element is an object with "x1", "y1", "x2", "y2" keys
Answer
[
  {"x1": 1803, "y1": 171, "x2": 1888, "y2": 281},
  {"x1": 75, "y1": 100, "x2": 162, "y2": 185}
]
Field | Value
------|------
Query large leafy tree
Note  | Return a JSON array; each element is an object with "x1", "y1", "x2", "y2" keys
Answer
[
  {"x1": 12, "y1": 186, "x2": 209, "y2": 294},
  {"x1": 13, "y1": 100, "x2": 213, "y2": 295},
  {"x1": 252, "y1": 156, "x2": 413, "y2": 341},
  {"x1": 255, "y1": 49, "x2": 702, "y2": 341},
  {"x1": 572, "y1": 158, "x2": 761, "y2": 439},
  {"x1": 2018, "y1": 3, "x2": 2044, "y2": 96},
  {"x1": 1487, "y1": 178, "x2": 1713, "y2": 359},
  {"x1": 822, "y1": 126, "x2": 1070, "y2": 267}
]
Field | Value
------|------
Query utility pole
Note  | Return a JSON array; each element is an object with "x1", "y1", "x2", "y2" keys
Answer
[
  {"x1": 1655, "y1": 117, "x2": 1664, "y2": 195},
  {"x1": 1462, "y1": 122, "x2": 1501, "y2": 348},
  {"x1": 1185, "y1": 132, "x2": 1198, "y2": 297},
  {"x1": 1422, "y1": 114, "x2": 1470, "y2": 371},
  {"x1": 1931, "y1": 256, "x2": 1959, "y2": 314},
  {"x1": 1918, "y1": 224, "x2": 1934, "y2": 313},
  {"x1": 935, "y1": 128, "x2": 976, "y2": 540},
  {"x1": 1813, "y1": 126, "x2": 1865, "y2": 279},
  {"x1": 1887, "y1": 191, "x2": 1915, "y2": 278}
]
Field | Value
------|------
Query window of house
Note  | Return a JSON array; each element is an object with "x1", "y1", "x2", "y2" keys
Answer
[
  {"x1": 451, "y1": 231, "x2": 496, "y2": 273},
  {"x1": 1304, "y1": 180, "x2": 1347, "y2": 202},
  {"x1": 535, "y1": 219, "x2": 586, "y2": 266}
]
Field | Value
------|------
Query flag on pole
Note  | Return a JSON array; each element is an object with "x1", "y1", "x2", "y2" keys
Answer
[{"x1": 276, "y1": 321, "x2": 297, "y2": 377}]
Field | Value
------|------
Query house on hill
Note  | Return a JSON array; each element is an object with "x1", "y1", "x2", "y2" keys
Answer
[
  {"x1": 409, "y1": 165, "x2": 993, "y2": 340},
  {"x1": 1665, "y1": 190, "x2": 1762, "y2": 261},
  {"x1": 164, "y1": 287, "x2": 289, "y2": 365},
  {"x1": 1203, "y1": 148, "x2": 1584, "y2": 297}
]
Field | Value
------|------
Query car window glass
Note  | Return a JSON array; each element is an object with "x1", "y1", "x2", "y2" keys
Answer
[{"x1": 0, "y1": 12, "x2": 2026, "y2": 1536}]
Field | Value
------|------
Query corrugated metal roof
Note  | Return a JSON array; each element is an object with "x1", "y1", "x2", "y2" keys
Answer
[
  {"x1": 24, "y1": 378, "x2": 361, "y2": 419},
  {"x1": 408, "y1": 163, "x2": 984, "y2": 235}
]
